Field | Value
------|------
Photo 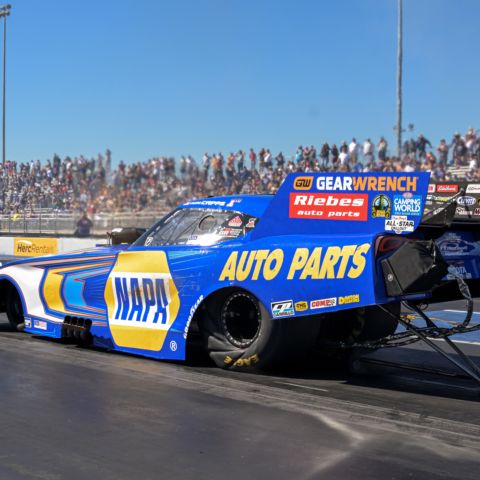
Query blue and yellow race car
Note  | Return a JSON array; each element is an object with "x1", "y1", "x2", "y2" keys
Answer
[{"x1": 1, "y1": 172, "x2": 479, "y2": 370}]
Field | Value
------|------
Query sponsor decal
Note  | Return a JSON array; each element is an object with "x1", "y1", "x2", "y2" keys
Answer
[
  {"x1": 456, "y1": 196, "x2": 476, "y2": 206},
  {"x1": 184, "y1": 200, "x2": 229, "y2": 207},
  {"x1": 183, "y1": 199, "x2": 242, "y2": 208},
  {"x1": 34, "y1": 319, "x2": 47, "y2": 330},
  {"x1": 271, "y1": 300, "x2": 294, "y2": 318},
  {"x1": 224, "y1": 354, "x2": 259, "y2": 367},
  {"x1": 218, "y1": 227, "x2": 242, "y2": 237},
  {"x1": 226, "y1": 199, "x2": 242, "y2": 207},
  {"x1": 289, "y1": 193, "x2": 368, "y2": 221},
  {"x1": 293, "y1": 176, "x2": 314, "y2": 190},
  {"x1": 246, "y1": 218, "x2": 256, "y2": 229},
  {"x1": 466, "y1": 184, "x2": 480, "y2": 194},
  {"x1": 338, "y1": 294, "x2": 360, "y2": 305},
  {"x1": 314, "y1": 175, "x2": 418, "y2": 192},
  {"x1": 310, "y1": 297, "x2": 337, "y2": 310},
  {"x1": 371, "y1": 194, "x2": 391, "y2": 218},
  {"x1": 456, "y1": 206, "x2": 480, "y2": 216},
  {"x1": 446, "y1": 263, "x2": 472, "y2": 280},
  {"x1": 437, "y1": 233, "x2": 477, "y2": 257},
  {"x1": 428, "y1": 184, "x2": 436, "y2": 193},
  {"x1": 112, "y1": 275, "x2": 171, "y2": 324},
  {"x1": 228, "y1": 215, "x2": 243, "y2": 227},
  {"x1": 186, "y1": 235, "x2": 198, "y2": 244},
  {"x1": 219, "y1": 244, "x2": 371, "y2": 281},
  {"x1": 294, "y1": 301, "x2": 308, "y2": 312},
  {"x1": 14, "y1": 237, "x2": 58, "y2": 257},
  {"x1": 436, "y1": 184, "x2": 458, "y2": 193},
  {"x1": 428, "y1": 206, "x2": 447, "y2": 217},
  {"x1": 384, "y1": 215, "x2": 414, "y2": 234},
  {"x1": 183, "y1": 295, "x2": 204, "y2": 339},
  {"x1": 393, "y1": 194, "x2": 422, "y2": 216},
  {"x1": 24, "y1": 318, "x2": 32, "y2": 328},
  {"x1": 104, "y1": 251, "x2": 180, "y2": 351},
  {"x1": 456, "y1": 207, "x2": 472, "y2": 216},
  {"x1": 427, "y1": 195, "x2": 450, "y2": 203}
]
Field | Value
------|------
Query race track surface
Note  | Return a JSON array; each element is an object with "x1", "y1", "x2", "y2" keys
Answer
[{"x1": 0, "y1": 300, "x2": 480, "y2": 479}]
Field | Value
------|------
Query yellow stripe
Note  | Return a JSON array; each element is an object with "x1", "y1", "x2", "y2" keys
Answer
[{"x1": 42, "y1": 262, "x2": 112, "y2": 317}]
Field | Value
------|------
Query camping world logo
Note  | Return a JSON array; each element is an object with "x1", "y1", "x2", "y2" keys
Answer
[{"x1": 294, "y1": 176, "x2": 313, "y2": 190}]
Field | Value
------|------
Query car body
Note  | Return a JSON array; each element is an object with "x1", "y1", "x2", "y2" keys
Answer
[{"x1": 1, "y1": 172, "x2": 479, "y2": 369}]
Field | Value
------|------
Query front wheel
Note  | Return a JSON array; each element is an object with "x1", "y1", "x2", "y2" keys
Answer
[
  {"x1": 200, "y1": 289, "x2": 320, "y2": 370},
  {"x1": 6, "y1": 286, "x2": 25, "y2": 331}
]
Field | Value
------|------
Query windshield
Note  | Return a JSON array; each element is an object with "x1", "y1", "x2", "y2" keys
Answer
[{"x1": 134, "y1": 208, "x2": 258, "y2": 247}]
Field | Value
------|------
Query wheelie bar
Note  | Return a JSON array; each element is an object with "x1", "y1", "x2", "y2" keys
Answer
[{"x1": 376, "y1": 269, "x2": 480, "y2": 386}]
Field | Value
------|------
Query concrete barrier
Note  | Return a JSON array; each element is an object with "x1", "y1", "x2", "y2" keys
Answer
[{"x1": 0, "y1": 235, "x2": 108, "y2": 257}]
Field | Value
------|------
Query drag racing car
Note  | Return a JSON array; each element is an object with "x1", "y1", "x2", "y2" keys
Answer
[{"x1": 1, "y1": 173, "x2": 480, "y2": 377}]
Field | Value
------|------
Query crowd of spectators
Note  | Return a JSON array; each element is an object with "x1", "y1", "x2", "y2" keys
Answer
[{"x1": 1, "y1": 129, "x2": 479, "y2": 215}]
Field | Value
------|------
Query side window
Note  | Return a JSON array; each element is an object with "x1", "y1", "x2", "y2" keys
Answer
[{"x1": 136, "y1": 209, "x2": 259, "y2": 247}]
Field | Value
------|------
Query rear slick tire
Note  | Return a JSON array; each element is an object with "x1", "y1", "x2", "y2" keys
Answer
[
  {"x1": 200, "y1": 290, "x2": 320, "y2": 371},
  {"x1": 6, "y1": 286, "x2": 25, "y2": 332}
]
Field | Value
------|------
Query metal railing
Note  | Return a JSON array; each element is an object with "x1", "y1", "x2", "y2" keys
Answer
[{"x1": 0, "y1": 209, "x2": 169, "y2": 236}]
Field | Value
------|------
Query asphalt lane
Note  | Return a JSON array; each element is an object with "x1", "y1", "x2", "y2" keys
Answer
[{"x1": 0, "y1": 308, "x2": 480, "y2": 479}]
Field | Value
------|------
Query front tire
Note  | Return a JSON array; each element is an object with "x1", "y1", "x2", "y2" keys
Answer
[
  {"x1": 200, "y1": 289, "x2": 320, "y2": 370},
  {"x1": 6, "y1": 286, "x2": 25, "y2": 331}
]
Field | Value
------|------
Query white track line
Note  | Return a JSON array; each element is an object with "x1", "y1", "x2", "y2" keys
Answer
[
  {"x1": 432, "y1": 338, "x2": 480, "y2": 346},
  {"x1": 412, "y1": 378, "x2": 479, "y2": 392},
  {"x1": 444, "y1": 310, "x2": 480, "y2": 315},
  {"x1": 275, "y1": 381, "x2": 329, "y2": 392}
]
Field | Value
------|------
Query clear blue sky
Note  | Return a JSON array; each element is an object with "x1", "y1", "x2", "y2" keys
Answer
[{"x1": 6, "y1": 0, "x2": 480, "y2": 165}]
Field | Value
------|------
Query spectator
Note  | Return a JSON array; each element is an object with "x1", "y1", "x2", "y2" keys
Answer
[
  {"x1": 202, "y1": 152, "x2": 210, "y2": 179},
  {"x1": 295, "y1": 146, "x2": 303, "y2": 165},
  {"x1": 75, "y1": 212, "x2": 93, "y2": 237},
  {"x1": 275, "y1": 151, "x2": 285, "y2": 168},
  {"x1": 452, "y1": 133, "x2": 467, "y2": 166},
  {"x1": 436, "y1": 139, "x2": 449, "y2": 166},
  {"x1": 237, "y1": 150, "x2": 245, "y2": 171},
  {"x1": 416, "y1": 134, "x2": 432, "y2": 160},
  {"x1": 377, "y1": 137, "x2": 388, "y2": 164},
  {"x1": 249, "y1": 148, "x2": 256, "y2": 170},
  {"x1": 363, "y1": 138, "x2": 374, "y2": 164},
  {"x1": 320, "y1": 143, "x2": 330, "y2": 167},
  {"x1": 338, "y1": 145, "x2": 350, "y2": 167},
  {"x1": 330, "y1": 144, "x2": 339, "y2": 165},
  {"x1": 348, "y1": 138, "x2": 359, "y2": 165}
]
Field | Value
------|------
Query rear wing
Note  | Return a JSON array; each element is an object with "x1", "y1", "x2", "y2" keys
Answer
[{"x1": 252, "y1": 172, "x2": 431, "y2": 240}]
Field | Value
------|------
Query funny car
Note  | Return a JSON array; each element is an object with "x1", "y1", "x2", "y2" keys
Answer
[{"x1": 1, "y1": 172, "x2": 480, "y2": 371}]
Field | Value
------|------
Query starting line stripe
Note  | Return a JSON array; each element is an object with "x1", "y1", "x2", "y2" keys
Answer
[{"x1": 444, "y1": 310, "x2": 480, "y2": 315}]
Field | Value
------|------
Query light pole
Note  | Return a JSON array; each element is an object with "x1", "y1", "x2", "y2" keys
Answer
[
  {"x1": 396, "y1": 0, "x2": 403, "y2": 158},
  {"x1": 0, "y1": 4, "x2": 10, "y2": 165}
]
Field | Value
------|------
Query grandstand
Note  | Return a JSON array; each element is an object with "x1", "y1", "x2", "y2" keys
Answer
[{"x1": 0, "y1": 131, "x2": 478, "y2": 233}]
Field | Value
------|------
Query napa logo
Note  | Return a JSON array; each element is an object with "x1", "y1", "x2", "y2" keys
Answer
[
  {"x1": 112, "y1": 275, "x2": 170, "y2": 325},
  {"x1": 105, "y1": 251, "x2": 180, "y2": 351}
]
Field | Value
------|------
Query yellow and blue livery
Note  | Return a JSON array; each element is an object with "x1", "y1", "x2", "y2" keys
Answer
[{"x1": 1, "y1": 172, "x2": 478, "y2": 369}]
